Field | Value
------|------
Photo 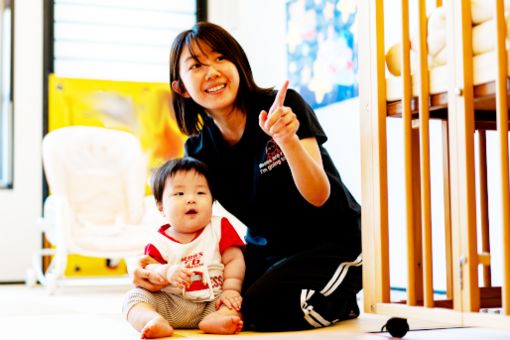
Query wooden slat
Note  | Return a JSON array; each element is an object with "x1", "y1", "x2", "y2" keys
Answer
[
  {"x1": 411, "y1": 129, "x2": 424, "y2": 305},
  {"x1": 494, "y1": 0, "x2": 510, "y2": 315},
  {"x1": 477, "y1": 130, "x2": 492, "y2": 288},
  {"x1": 400, "y1": 0, "x2": 418, "y2": 307},
  {"x1": 442, "y1": 121, "x2": 453, "y2": 300},
  {"x1": 478, "y1": 252, "x2": 491, "y2": 267},
  {"x1": 417, "y1": 0, "x2": 434, "y2": 308}
]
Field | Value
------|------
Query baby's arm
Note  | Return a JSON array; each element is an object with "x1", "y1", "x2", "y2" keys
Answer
[
  {"x1": 217, "y1": 246, "x2": 245, "y2": 310},
  {"x1": 143, "y1": 243, "x2": 192, "y2": 287},
  {"x1": 146, "y1": 263, "x2": 193, "y2": 289}
]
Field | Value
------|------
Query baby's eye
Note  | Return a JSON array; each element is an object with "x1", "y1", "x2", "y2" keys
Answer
[
  {"x1": 173, "y1": 192, "x2": 184, "y2": 196},
  {"x1": 197, "y1": 191, "x2": 207, "y2": 195}
]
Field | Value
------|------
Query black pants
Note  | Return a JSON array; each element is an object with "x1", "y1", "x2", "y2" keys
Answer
[{"x1": 241, "y1": 241, "x2": 362, "y2": 332}]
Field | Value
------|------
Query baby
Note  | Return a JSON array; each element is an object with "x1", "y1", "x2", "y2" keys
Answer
[{"x1": 123, "y1": 157, "x2": 245, "y2": 338}]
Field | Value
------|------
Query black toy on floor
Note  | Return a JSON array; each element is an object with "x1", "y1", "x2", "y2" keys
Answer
[{"x1": 381, "y1": 317, "x2": 409, "y2": 338}]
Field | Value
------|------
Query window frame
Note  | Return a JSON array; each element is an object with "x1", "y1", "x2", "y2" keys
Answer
[{"x1": 0, "y1": 0, "x2": 13, "y2": 190}]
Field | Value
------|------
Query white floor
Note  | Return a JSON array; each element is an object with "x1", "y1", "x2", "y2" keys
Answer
[{"x1": 1, "y1": 284, "x2": 510, "y2": 339}]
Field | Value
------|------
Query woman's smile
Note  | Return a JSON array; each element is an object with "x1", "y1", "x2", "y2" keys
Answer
[{"x1": 205, "y1": 83, "x2": 226, "y2": 93}]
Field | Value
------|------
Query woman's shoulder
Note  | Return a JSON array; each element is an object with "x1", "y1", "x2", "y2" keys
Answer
[
  {"x1": 264, "y1": 86, "x2": 302, "y2": 100},
  {"x1": 184, "y1": 131, "x2": 206, "y2": 158},
  {"x1": 284, "y1": 88, "x2": 311, "y2": 108},
  {"x1": 184, "y1": 119, "x2": 217, "y2": 158}
]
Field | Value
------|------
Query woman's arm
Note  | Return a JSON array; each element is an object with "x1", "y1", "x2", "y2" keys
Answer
[
  {"x1": 259, "y1": 81, "x2": 330, "y2": 206},
  {"x1": 128, "y1": 255, "x2": 168, "y2": 291},
  {"x1": 278, "y1": 135, "x2": 330, "y2": 207},
  {"x1": 146, "y1": 263, "x2": 192, "y2": 289}
]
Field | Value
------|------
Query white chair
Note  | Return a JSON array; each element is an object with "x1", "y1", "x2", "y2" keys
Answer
[{"x1": 28, "y1": 126, "x2": 163, "y2": 294}]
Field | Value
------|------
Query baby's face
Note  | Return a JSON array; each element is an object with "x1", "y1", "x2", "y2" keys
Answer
[{"x1": 158, "y1": 170, "x2": 213, "y2": 234}]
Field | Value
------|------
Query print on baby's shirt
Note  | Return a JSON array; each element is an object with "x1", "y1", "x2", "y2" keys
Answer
[
  {"x1": 181, "y1": 252, "x2": 204, "y2": 267},
  {"x1": 179, "y1": 252, "x2": 214, "y2": 300},
  {"x1": 259, "y1": 139, "x2": 287, "y2": 175}
]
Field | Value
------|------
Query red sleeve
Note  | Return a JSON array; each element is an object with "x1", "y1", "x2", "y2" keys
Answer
[
  {"x1": 219, "y1": 217, "x2": 246, "y2": 254},
  {"x1": 144, "y1": 243, "x2": 167, "y2": 264}
]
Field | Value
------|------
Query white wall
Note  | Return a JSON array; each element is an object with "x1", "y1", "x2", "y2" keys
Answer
[
  {"x1": 208, "y1": 0, "x2": 288, "y2": 88},
  {"x1": 208, "y1": 3, "x2": 363, "y2": 215},
  {"x1": 0, "y1": 0, "x2": 43, "y2": 281},
  {"x1": 2, "y1": 0, "x2": 503, "y2": 289},
  {"x1": 209, "y1": 0, "x2": 506, "y2": 293}
]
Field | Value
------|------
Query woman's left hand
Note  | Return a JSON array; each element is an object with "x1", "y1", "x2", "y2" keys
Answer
[{"x1": 259, "y1": 80, "x2": 300, "y2": 145}]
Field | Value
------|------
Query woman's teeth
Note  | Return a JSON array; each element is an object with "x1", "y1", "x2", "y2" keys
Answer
[{"x1": 207, "y1": 84, "x2": 225, "y2": 92}]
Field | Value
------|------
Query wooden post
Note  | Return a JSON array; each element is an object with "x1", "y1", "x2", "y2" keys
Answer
[
  {"x1": 494, "y1": 0, "x2": 510, "y2": 315},
  {"x1": 445, "y1": 0, "x2": 479, "y2": 312},
  {"x1": 358, "y1": 0, "x2": 391, "y2": 313}
]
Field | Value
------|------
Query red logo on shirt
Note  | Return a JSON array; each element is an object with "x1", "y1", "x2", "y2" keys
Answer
[
  {"x1": 181, "y1": 252, "x2": 204, "y2": 268},
  {"x1": 259, "y1": 139, "x2": 286, "y2": 174}
]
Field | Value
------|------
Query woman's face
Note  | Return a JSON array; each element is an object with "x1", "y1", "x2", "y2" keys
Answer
[{"x1": 173, "y1": 40, "x2": 240, "y2": 117}]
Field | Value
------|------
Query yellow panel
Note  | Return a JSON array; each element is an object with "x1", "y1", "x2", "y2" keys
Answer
[
  {"x1": 65, "y1": 255, "x2": 128, "y2": 277},
  {"x1": 48, "y1": 74, "x2": 186, "y2": 169},
  {"x1": 47, "y1": 74, "x2": 186, "y2": 277}
]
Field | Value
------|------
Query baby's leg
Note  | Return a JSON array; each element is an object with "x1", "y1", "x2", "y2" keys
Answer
[
  {"x1": 198, "y1": 305, "x2": 243, "y2": 334},
  {"x1": 127, "y1": 302, "x2": 174, "y2": 339}
]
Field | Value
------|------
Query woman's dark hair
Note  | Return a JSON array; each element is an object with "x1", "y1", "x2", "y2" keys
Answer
[
  {"x1": 152, "y1": 157, "x2": 215, "y2": 203},
  {"x1": 169, "y1": 21, "x2": 272, "y2": 135}
]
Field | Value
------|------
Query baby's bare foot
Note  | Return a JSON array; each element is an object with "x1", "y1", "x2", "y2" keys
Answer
[
  {"x1": 140, "y1": 316, "x2": 173, "y2": 339},
  {"x1": 199, "y1": 315, "x2": 243, "y2": 334}
]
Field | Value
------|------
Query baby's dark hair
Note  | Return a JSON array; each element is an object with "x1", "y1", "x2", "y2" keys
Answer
[{"x1": 152, "y1": 157, "x2": 215, "y2": 203}]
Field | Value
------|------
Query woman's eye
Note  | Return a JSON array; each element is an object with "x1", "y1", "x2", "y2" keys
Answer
[
  {"x1": 216, "y1": 55, "x2": 225, "y2": 62},
  {"x1": 190, "y1": 63, "x2": 201, "y2": 70}
]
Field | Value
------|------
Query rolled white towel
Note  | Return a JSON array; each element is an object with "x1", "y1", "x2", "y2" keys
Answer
[
  {"x1": 472, "y1": 13, "x2": 510, "y2": 55},
  {"x1": 427, "y1": 7, "x2": 446, "y2": 56},
  {"x1": 410, "y1": 7, "x2": 445, "y2": 57},
  {"x1": 386, "y1": 2, "x2": 510, "y2": 77},
  {"x1": 430, "y1": 46, "x2": 446, "y2": 67},
  {"x1": 427, "y1": 31, "x2": 446, "y2": 58},
  {"x1": 471, "y1": 0, "x2": 510, "y2": 25}
]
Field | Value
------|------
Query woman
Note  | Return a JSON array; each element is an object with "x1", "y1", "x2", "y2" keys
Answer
[{"x1": 133, "y1": 21, "x2": 362, "y2": 332}]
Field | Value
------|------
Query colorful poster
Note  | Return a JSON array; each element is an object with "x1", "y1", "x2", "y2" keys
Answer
[{"x1": 286, "y1": 0, "x2": 358, "y2": 108}]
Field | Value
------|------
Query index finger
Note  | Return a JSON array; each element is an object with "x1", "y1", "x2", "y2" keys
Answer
[{"x1": 272, "y1": 80, "x2": 289, "y2": 110}]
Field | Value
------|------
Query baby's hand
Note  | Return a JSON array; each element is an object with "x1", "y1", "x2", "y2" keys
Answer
[
  {"x1": 167, "y1": 265, "x2": 193, "y2": 289},
  {"x1": 216, "y1": 289, "x2": 242, "y2": 311}
]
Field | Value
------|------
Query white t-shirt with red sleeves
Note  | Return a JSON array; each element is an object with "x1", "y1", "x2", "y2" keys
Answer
[{"x1": 145, "y1": 216, "x2": 245, "y2": 302}]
